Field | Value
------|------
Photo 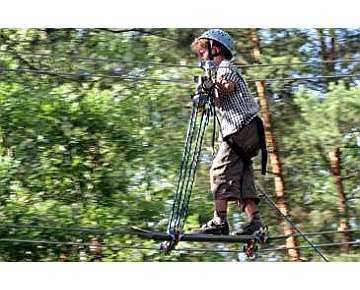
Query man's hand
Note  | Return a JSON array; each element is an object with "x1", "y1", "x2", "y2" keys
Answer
[
  {"x1": 202, "y1": 77, "x2": 214, "y2": 90},
  {"x1": 215, "y1": 78, "x2": 236, "y2": 94}
]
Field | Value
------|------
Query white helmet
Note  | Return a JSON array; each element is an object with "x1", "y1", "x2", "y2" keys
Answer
[{"x1": 199, "y1": 29, "x2": 235, "y2": 57}]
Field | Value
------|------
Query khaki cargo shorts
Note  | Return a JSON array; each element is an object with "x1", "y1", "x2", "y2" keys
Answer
[{"x1": 210, "y1": 119, "x2": 260, "y2": 206}]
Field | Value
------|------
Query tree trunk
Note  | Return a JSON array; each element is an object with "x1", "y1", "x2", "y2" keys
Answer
[
  {"x1": 317, "y1": 30, "x2": 351, "y2": 252},
  {"x1": 249, "y1": 29, "x2": 301, "y2": 260},
  {"x1": 329, "y1": 29, "x2": 337, "y2": 69},
  {"x1": 328, "y1": 148, "x2": 351, "y2": 251},
  {"x1": 317, "y1": 28, "x2": 337, "y2": 89}
]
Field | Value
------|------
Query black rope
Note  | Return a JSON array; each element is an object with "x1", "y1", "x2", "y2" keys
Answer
[
  {"x1": 0, "y1": 223, "x2": 128, "y2": 234},
  {"x1": 0, "y1": 67, "x2": 359, "y2": 84},
  {"x1": 1, "y1": 223, "x2": 358, "y2": 238},
  {"x1": 1, "y1": 50, "x2": 358, "y2": 69},
  {"x1": 1, "y1": 237, "x2": 358, "y2": 256},
  {"x1": 167, "y1": 62, "x2": 216, "y2": 236},
  {"x1": 0, "y1": 238, "x2": 156, "y2": 251},
  {"x1": 258, "y1": 240, "x2": 360, "y2": 253},
  {"x1": 173, "y1": 109, "x2": 206, "y2": 230},
  {"x1": 168, "y1": 98, "x2": 202, "y2": 231},
  {"x1": 256, "y1": 183, "x2": 330, "y2": 262},
  {"x1": 175, "y1": 108, "x2": 206, "y2": 226},
  {"x1": 179, "y1": 108, "x2": 210, "y2": 230},
  {"x1": 168, "y1": 98, "x2": 211, "y2": 232},
  {"x1": 168, "y1": 101, "x2": 199, "y2": 232}
]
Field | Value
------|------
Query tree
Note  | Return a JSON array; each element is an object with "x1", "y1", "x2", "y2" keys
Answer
[
  {"x1": 249, "y1": 28, "x2": 301, "y2": 260},
  {"x1": 0, "y1": 28, "x2": 359, "y2": 261}
]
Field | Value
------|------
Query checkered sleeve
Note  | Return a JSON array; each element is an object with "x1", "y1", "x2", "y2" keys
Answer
[
  {"x1": 215, "y1": 60, "x2": 259, "y2": 138},
  {"x1": 216, "y1": 64, "x2": 240, "y2": 84}
]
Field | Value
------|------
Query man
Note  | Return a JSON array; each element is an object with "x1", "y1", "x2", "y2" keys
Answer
[{"x1": 191, "y1": 29, "x2": 267, "y2": 236}]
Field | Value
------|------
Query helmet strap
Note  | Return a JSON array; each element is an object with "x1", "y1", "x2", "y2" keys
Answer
[
  {"x1": 206, "y1": 40, "x2": 214, "y2": 61},
  {"x1": 207, "y1": 40, "x2": 221, "y2": 60}
]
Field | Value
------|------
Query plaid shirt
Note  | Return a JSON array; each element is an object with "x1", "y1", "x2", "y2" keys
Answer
[{"x1": 216, "y1": 60, "x2": 258, "y2": 138}]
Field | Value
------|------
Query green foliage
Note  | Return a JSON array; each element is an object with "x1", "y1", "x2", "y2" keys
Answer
[{"x1": 0, "y1": 28, "x2": 359, "y2": 261}]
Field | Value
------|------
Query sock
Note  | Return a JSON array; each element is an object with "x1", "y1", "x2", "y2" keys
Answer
[{"x1": 213, "y1": 210, "x2": 227, "y2": 224}]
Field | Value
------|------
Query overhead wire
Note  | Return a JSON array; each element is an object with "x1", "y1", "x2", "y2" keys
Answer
[
  {"x1": 3, "y1": 29, "x2": 358, "y2": 52},
  {"x1": 256, "y1": 183, "x2": 330, "y2": 261},
  {"x1": 0, "y1": 238, "x2": 157, "y2": 251},
  {"x1": 1, "y1": 223, "x2": 359, "y2": 239},
  {"x1": 0, "y1": 237, "x2": 359, "y2": 257},
  {"x1": 0, "y1": 223, "x2": 129, "y2": 235},
  {"x1": 0, "y1": 49, "x2": 359, "y2": 69},
  {"x1": 0, "y1": 67, "x2": 359, "y2": 84},
  {"x1": 258, "y1": 240, "x2": 360, "y2": 253}
]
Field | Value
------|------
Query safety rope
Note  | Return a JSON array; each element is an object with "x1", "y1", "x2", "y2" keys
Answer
[
  {"x1": 178, "y1": 108, "x2": 210, "y2": 230},
  {"x1": 166, "y1": 61, "x2": 218, "y2": 243},
  {"x1": 167, "y1": 101, "x2": 199, "y2": 232},
  {"x1": 256, "y1": 183, "x2": 330, "y2": 262},
  {"x1": 167, "y1": 96, "x2": 213, "y2": 234}
]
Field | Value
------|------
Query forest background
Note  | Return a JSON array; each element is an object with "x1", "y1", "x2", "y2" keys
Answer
[{"x1": 0, "y1": 28, "x2": 359, "y2": 262}]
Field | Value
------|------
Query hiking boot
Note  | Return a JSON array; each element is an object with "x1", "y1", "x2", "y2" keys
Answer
[
  {"x1": 235, "y1": 219, "x2": 265, "y2": 236},
  {"x1": 194, "y1": 219, "x2": 229, "y2": 235}
]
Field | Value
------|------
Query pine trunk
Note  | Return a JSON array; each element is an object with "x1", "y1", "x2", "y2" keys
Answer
[
  {"x1": 249, "y1": 29, "x2": 301, "y2": 260},
  {"x1": 328, "y1": 148, "x2": 351, "y2": 251},
  {"x1": 317, "y1": 28, "x2": 337, "y2": 89},
  {"x1": 317, "y1": 30, "x2": 351, "y2": 251}
]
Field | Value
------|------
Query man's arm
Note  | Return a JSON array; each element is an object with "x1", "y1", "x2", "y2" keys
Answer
[
  {"x1": 216, "y1": 78, "x2": 236, "y2": 94},
  {"x1": 213, "y1": 78, "x2": 236, "y2": 106}
]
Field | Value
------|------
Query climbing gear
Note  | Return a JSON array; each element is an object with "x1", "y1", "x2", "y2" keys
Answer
[
  {"x1": 160, "y1": 230, "x2": 183, "y2": 255},
  {"x1": 164, "y1": 60, "x2": 218, "y2": 253},
  {"x1": 199, "y1": 29, "x2": 235, "y2": 58}
]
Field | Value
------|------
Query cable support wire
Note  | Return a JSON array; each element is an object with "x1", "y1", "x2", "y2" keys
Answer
[
  {"x1": 5, "y1": 30, "x2": 357, "y2": 46},
  {"x1": 0, "y1": 223, "x2": 129, "y2": 235},
  {"x1": 0, "y1": 67, "x2": 187, "y2": 83},
  {"x1": 178, "y1": 109, "x2": 210, "y2": 231},
  {"x1": 0, "y1": 237, "x2": 359, "y2": 257},
  {"x1": 255, "y1": 183, "x2": 330, "y2": 261},
  {"x1": 1, "y1": 223, "x2": 359, "y2": 238},
  {"x1": 0, "y1": 237, "x2": 270, "y2": 260},
  {"x1": 257, "y1": 74, "x2": 360, "y2": 83},
  {"x1": 174, "y1": 239, "x2": 360, "y2": 254},
  {"x1": 0, "y1": 238, "x2": 156, "y2": 251},
  {"x1": 168, "y1": 102, "x2": 199, "y2": 232},
  {"x1": 0, "y1": 67, "x2": 359, "y2": 84},
  {"x1": 277, "y1": 228, "x2": 360, "y2": 238},
  {"x1": 0, "y1": 237, "x2": 238, "y2": 260},
  {"x1": 0, "y1": 49, "x2": 359, "y2": 69},
  {"x1": 258, "y1": 240, "x2": 360, "y2": 253},
  {"x1": 168, "y1": 93, "x2": 211, "y2": 233},
  {"x1": 175, "y1": 239, "x2": 360, "y2": 254}
]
